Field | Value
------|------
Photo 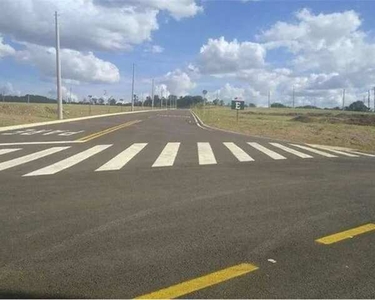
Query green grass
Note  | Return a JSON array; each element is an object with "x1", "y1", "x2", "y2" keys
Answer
[
  {"x1": 193, "y1": 106, "x2": 375, "y2": 152},
  {"x1": 0, "y1": 102, "x2": 151, "y2": 127}
]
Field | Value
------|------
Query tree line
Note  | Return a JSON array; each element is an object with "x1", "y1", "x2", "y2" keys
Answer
[{"x1": 0, "y1": 93, "x2": 372, "y2": 111}]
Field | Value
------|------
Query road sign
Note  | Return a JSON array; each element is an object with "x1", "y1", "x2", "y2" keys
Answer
[{"x1": 231, "y1": 99, "x2": 244, "y2": 110}]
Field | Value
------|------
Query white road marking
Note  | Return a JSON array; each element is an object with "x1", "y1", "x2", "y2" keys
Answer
[
  {"x1": 307, "y1": 145, "x2": 359, "y2": 157},
  {"x1": 21, "y1": 129, "x2": 51, "y2": 135},
  {"x1": 269, "y1": 143, "x2": 313, "y2": 158},
  {"x1": 289, "y1": 144, "x2": 337, "y2": 158},
  {"x1": 0, "y1": 147, "x2": 70, "y2": 172},
  {"x1": 223, "y1": 142, "x2": 254, "y2": 162},
  {"x1": 43, "y1": 130, "x2": 65, "y2": 135},
  {"x1": 58, "y1": 130, "x2": 85, "y2": 136},
  {"x1": 2, "y1": 130, "x2": 32, "y2": 135},
  {"x1": 198, "y1": 142, "x2": 217, "y2": 165},
  {"x1": 346, "y1": 150, "x2": 375, "y2": 157},
  {"x1": 152, "y1": 142, "x2": 180, "y2": 167},
  {"x1": 0, "y1": 141, "x2": 82, "y2": 146},
  {"x1": 96, "y1": 143, "x2": 147, "y2": 171},
  {"x1": 247, "y1": 142, "x2": 286, "y2": 160},
  {"x1": 0, "y1": 148, "x2": 21, "y2": 156},
  {"x1": 24, "y1": 145, "x2": 111, "y2": 176}
]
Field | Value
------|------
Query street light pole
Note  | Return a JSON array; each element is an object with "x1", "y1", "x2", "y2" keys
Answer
[
  {"x1": 268, "y1": 91, "x2": 271, "y2": 108},
  {"x1": 55, "y1": 11, "x2": 63, "y2": 120},
  {"x1": 131, "y1": 63, "x2": 135, "y2": 111},
  {"x1": 151, "y1": 79, "x2": 154, "y2": 109},
  {"x1": 342, "y1": 89, "x2": 345, "y2": 110},
  {"x1": 292, "y1": 86, "x2": 295, "y2": 108}
]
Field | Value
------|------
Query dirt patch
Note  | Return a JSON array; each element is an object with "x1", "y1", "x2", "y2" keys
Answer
[{"x1": 291, "y1": 115, "x2": 314, "y2": 123}]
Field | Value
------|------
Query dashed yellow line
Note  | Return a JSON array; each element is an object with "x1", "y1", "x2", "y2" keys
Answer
[
  {"x1": 316, "y1": 223, "x2": 375, "y2": 245},
  {"x1": 77, "y1": 120, "x2": 142, "y2": 142},
  {"x1": 135, "y1": 263, "x2": 258, "y2": 299}
]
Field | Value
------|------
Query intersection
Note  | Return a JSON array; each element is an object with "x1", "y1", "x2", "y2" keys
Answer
[{"x1": 1, "y1": 109, "x2": 375, "y2": 298}]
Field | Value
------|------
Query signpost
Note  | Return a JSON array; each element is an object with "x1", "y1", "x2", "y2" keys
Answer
[{"x1": 231, "y1": 98, "x2": 244, "y2": 122}]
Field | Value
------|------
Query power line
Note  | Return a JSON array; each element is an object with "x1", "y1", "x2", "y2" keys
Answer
[{"x1": 55, "y1": 11, "x2": 63, "y2": 119}]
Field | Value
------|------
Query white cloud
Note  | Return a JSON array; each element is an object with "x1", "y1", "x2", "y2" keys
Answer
[
  {"x1": 155, "y1": 84, "x2": 170, "y2": 98},
  {"x1": 16, "y1": 44, "x2": 120, "y2": 84},
  {"x1": 0, "y1": 0, "x2": 200, "y2": 52},
  {"x1": 0, "y1": 82, "x2": 21, "y2": 96},
  {"x1": 194, "y1": 9, "x2": 375, "y2": 108},
  {"x1": 259, "y1": 9, "x2": 375, "y2": 76},
  {"x1": 198, "y1": 37, "x2": 266, "y2": 74},
  {"x1": 159, "y1": 69, "x2": 196, "y2": 96},
  {"x1": 145, "y1": 45, "x2": 164, "y2": 53},
  {"x1": 95, "y1": 0, "x2": 203, "y2": 20},
  {"x1": 48, "y1": 86, "x2": 79, "y2": 102},
  {"x1": 0, "y1": 36, "x2": 15, "y2": 58}
]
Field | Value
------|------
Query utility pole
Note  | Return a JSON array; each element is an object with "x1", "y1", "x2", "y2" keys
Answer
[
  {"x1": 342, "y1": 89, "x2": 345, "y2": 110},
  {"x1": 292, "y1": 86, "x2": 295, "y2": 108},
  {"x1": 55, "y1": 11, "x2": 63, "y2": 120},
  {"x1": 69, "y1": 87, "x2": 72, "y2": 103},
  {"x1": 151, "y1": 79, "x2": 154, "y2": 109},
  {"x1": 268, "y1": 91, "x2": 271, "y2": 108},
  {"x1": 368, "y1": 90, "x2": 370, "y2": 109},
  {"x1": 27, "y1": 94, "x2": 30, "y2": 104},
  {"x1": 161, "y1": 90, "x2": 163, "y2": 109},
  {"x1": 131, "y1": 63, "x2": 135, "y2": 111}
]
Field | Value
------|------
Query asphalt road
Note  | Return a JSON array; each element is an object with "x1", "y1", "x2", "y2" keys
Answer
[{"x1": 0, "y1": 109, "x2": 375, "y2": 298}]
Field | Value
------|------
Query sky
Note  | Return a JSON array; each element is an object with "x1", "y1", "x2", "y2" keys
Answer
[{"x1": 1, "y1": 0, "x2": 375, "y2": 107}]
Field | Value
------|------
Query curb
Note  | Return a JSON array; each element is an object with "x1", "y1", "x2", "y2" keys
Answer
[{"x1": 0, "y1": 109, "x2": 163, "y2": 132}]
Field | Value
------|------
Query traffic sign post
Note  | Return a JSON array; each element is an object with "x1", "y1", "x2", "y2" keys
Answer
[{"x1": 231, "y1": 99, "x2": 244, "y2": 122}]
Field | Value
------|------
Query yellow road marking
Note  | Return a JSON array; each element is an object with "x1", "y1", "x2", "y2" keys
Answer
[
  {"x1": 316, "y1": 223, "x2": 375, "y2": 245},
  {"x1": 77, "y1": 120, "x2": 142, "y2": 142},
  {"x1": 135, "y1": 263, "x2": 258, "y2": 299}
]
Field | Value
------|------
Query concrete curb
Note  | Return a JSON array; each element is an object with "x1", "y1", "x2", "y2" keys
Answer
[
  {"x1": 0, "y1": 109, "x2": 162, "y2": 132},
  {"x1": 190, "y1": 109, "x2": 289, "y2": 142}
]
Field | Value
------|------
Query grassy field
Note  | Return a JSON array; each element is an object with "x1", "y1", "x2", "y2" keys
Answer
[
  {"x1": 194, "y1": 106, "x2": 375, "y2": 152},
  {"x1": 0, "y1": 102, "x2": 151, "y2": 127}
]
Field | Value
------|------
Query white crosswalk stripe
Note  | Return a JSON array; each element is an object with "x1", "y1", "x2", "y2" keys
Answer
[
  {"x1": 0, "y1": 147, "x2": 70, "y2": 172},
  {"x1": 289, "y1": 144, "x2": 337, "y2": 158},
  {"x1": 307, "y1": 145, "x2": 359, "y2": 157},
  {"x1": 152, "y1": 142, "x2": 180, "y2": 167},
  {"x1": 198, "y1": 142, "x2": 217, "y2": 165},
  {"x1": 0, "y1": 141, "x2": 371, "y2": 176},
  {"x1": 247, "y1": 142, "x2": 286, "y2": 160},
  {"x1": 345, "y1": 150, "x2": 375, "y2": 157},
  {"x1": 223, "y1": 142, "x2": 254, "y2": 162},
  {"x1": 269, "y1": 143, "x2": 313, "y2": 158},
  {"x1": 24, "y1": 145, "x2": 111, "y2": 176},
  {"x1": 96, "y1": 143, "x2": 147, "y2": 171},
  {"x1": 0, "y1": 148, "x2": 21, "y2": 156}
]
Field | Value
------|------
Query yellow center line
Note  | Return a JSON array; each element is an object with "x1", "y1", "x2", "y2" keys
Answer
[
  {"x1": 135, "y1": 263, "x2": 259, "y2": 299},
  {"x1": 316, "y1": 223, "x2": 375, "y2": 245},
  {"x1": 77, "y1": 120, "x2": 142, "y2": 142}
]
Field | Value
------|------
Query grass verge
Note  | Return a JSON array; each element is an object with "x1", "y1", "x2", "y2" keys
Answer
[
  {"x1": 0, "y1": 102, "x2": 150, "y2": 127},
  {"x1": 193, "y1": 106, "x2": 375, "y2": 152}
]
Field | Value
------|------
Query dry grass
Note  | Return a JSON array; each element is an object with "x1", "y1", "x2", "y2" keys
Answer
[
  {"x1": 194, "y1": 106, "x2": 375, "y2": 152},
  {"x1": 0, "y1": 102, "x2": 150, "y2": 127}
]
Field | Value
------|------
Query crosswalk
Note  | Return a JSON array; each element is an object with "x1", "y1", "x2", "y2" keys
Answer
[{"x1": 0, "y1": 142, "x2": 373, "y2": 177}]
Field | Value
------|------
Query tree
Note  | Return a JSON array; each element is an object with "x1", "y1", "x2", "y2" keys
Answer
[
  {"x1": 271, "y1": 103, "x2": 287, "y2": 108},
  {"x1": 219, "y1": 100, "x2": 225, "y2": 106},
  {"x1": 346, "y1": 101, "x2": 369, "y2": 112},
  {"x1": 109, "y1": 98, "x2": 117, "y2": 106},
  {"x1": 248, "y1": 103, "x2": 256, "y2": 107}
]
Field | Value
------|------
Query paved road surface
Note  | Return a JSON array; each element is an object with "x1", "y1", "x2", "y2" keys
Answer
[{"x1": 1, "y1": 109, "x2": 374, "y2": 298}]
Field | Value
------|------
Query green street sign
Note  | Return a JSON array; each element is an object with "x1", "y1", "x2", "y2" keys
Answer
[{"x1": 231, "y1": 100, "x2": 245, "y2": 110}]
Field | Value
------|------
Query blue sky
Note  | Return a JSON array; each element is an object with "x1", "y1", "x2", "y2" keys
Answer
[{"x1": 1, "y1": 0, "x2": 375, "y2": 107}]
